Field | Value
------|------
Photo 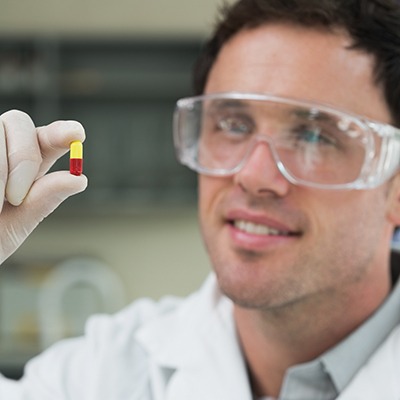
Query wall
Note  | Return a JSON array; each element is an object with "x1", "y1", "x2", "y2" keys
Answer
[{"x1": 0, "y1": 0, "x2": 231, "y2": 38}]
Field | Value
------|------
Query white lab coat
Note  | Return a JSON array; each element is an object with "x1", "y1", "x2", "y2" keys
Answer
[{"x1": 0, "y1": 274, "x2": 399, "y2": 400}]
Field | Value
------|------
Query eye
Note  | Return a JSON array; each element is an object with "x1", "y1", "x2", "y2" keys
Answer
[
  {"x1": 292, "y1": 124, "x2": 337, "y2": 146},
  {"x1": 216, "y1": 115, "x2": 254, "y2": 135}
]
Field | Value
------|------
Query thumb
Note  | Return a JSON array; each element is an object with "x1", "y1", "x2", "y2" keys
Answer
[{"x1": 0, "y1": 171, "x2": 87, "y2": 264}]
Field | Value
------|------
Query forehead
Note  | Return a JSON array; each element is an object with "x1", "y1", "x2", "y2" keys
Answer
[{"x1": 204, "y1": 23, "x2": 391, "y2": 124}]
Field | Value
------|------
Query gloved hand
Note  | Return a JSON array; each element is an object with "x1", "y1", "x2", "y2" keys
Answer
[{"x1": 0, "y1": 110, "x2": 88, "y2": 265}]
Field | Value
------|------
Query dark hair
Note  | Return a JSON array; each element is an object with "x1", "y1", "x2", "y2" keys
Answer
[{"x1": 193, "y1": 0, "x2": 400, "y2": 126}]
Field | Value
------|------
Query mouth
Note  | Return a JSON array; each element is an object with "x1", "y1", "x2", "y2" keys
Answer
[{"x1": 229, "y1": 219, "x2": 300, "y2": 237}]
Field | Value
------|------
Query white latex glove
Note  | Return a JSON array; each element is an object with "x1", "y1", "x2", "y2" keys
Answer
[{"x1": 0, "y1": 110, "x2": 88, "y2": 265}]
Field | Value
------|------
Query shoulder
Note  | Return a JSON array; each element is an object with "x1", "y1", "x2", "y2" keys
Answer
[
  {"x1": 85, "y1": 272, "x2": 224, "y2": 349},
  {"x1": 7, "y1": 275, "x2": 231, "y2": 399}
]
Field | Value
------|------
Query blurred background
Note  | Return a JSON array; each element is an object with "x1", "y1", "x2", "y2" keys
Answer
[{"x1": 0, "y1": 0, "x2": 232, "y2": 379}]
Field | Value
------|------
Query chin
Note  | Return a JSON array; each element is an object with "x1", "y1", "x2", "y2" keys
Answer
[
  {"x1": 216, "y1": 264, "x2": 308, "y2": 311},
  {"x1": 216, "y1": 270, "x2": 273, "y2": 309}
]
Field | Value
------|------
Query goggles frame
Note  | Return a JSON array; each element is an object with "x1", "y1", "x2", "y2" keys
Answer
[{"x1": 173, "y1": 92, "x2": 400, "y2": 190}]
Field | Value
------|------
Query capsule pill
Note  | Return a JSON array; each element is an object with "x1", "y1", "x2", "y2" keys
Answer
[{"x1": 70, "y1": 141, "x2": 83, "y2": 176}]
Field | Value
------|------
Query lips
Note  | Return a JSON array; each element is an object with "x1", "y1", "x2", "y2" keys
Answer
[{"x1": 225, "y1": 213, "x2": 300, "y2": 251}]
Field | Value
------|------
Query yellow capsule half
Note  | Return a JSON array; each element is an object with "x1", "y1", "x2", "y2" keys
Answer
[{"x1": 70, "y1": 140, "x2": 83, "y2": 159}]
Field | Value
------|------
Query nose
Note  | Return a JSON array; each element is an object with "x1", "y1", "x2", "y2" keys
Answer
[{"x1": 233, "y1": 140, "x2": 291, "y2": 197}]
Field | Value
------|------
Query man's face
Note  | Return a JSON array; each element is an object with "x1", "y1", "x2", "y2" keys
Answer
[{"x1": 199, "y1": 23, "x2": 397, "y2": 310}]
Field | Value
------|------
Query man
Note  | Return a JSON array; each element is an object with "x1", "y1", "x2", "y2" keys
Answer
[{"x1": 0, "y1": 0, "x2": 400, "y2": 399}]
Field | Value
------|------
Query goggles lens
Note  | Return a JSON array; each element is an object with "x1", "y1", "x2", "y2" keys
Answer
[{"x1": 174, "y1": 93, "x2": 400, "y2": 189}]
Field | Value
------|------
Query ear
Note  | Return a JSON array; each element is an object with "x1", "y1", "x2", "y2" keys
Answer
[{"x1": 386, "y1": 172, "x2": 400, "y2": 226}]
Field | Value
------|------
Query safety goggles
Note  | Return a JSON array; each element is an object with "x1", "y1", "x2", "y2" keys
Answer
[{"x1": 173, "y1": 92, "x2": 400, "y2": 190}]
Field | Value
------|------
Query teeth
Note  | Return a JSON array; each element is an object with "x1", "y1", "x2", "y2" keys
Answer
[{"x1": 234, "y1": 220, "x2": 285, "y2": 236}]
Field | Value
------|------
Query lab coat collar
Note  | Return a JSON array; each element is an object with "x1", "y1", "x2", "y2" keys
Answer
[{"x1": 135, "y1": 274, "x2": 253, "y2": 400}]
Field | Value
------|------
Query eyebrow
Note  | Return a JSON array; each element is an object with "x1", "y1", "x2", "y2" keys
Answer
[
  {"x1": 291, "y1": 108, "x2": 337, "y2": 124},
  {"x1": 205, "y1": 99, "x2": 252, "y2": 113}
]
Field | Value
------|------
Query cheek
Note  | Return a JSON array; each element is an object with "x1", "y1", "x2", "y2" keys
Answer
[
  {"x1": 310, "y1": 189, "x2": 389, "y2": 252},
  {"x1": 198, "y1": 175, "x2": 228, "y2": 217}
]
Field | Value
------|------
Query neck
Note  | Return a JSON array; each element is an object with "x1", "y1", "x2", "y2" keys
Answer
[{"x1": 234, "y1": 272, "x2": 391, "y2": 398}]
